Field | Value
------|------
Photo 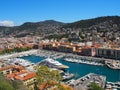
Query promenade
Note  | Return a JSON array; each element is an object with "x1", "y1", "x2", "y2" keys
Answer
[{"x1": 0, "y1": 49, "x2": 38, "y2": 60}]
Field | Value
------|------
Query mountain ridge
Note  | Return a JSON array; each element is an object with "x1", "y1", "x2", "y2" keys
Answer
[{"x1": 0, "y1": 16, "x2": 120, "y2": 37}]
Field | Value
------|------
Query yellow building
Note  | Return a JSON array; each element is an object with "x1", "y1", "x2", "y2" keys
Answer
[{"x1": 14, "y1": 72, "x2": 36, "y2": 90}]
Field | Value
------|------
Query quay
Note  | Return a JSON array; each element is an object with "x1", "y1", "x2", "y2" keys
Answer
[
  {"x1": 0, "y1": 49, "x2": 38, "y2": 60},
  {"x1": 66, "y1": 73, "x2": 106, "y2": 90},
  {"x1": 37, "y1": 49, "x2": 113, "y2": 62},
  {"x1": 37, "y1": 49, "x2": 120, "y2": 70}
]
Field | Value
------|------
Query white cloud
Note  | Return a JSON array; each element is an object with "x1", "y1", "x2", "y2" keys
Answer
[{"x1": 0, "y1": 20, "x2": 14, "y2": 27}]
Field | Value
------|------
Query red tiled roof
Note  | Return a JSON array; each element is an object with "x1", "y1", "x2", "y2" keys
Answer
[
  {"x1": 15, "y1": 72, "x2": 36, "y2": 81},
  {"x1": 0, "y1": 65, "x2": 24, "y2": 71},
  {"x1": 0, "y1": 65, "x2": 14, "y2": 71},
  {"x1": 6, "y1": 70, "x2": 28, "y2": 79}
]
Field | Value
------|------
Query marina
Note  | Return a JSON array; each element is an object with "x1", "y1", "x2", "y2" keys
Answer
[
  {"x1": 64, "y1": 58, "x2": 104, "y2": 66},
  {"x1": 21, "y1": 55, "x2": 120, "y2": 82},
  {"x1": 5, "y1": 58, "x2": 35, "y2": 72},
  {"x1": 0, "y1": 50, "x2": 120, "y2": 82}
]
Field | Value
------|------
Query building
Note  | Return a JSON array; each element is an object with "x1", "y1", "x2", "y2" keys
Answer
[
  {"x1": 81, "y1": 46, "x2": 96, "y2": 56},
  {"x1": 15, "y1": 72, "x2": 36, "y2": 90},
  {"x1": 58, "y1": 45, "x2": 76, "y2": 53},
  {"x1": 0, "y1": 65, "x2": 24, "y2": 75},
  {"x1": 96, "y1": 48, "x2": 120, "y2": 60},
  {"x1": 7, "y1": 71, "x2": 36, "y2": 90}
]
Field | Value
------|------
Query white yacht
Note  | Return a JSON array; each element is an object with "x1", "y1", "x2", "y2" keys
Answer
[
  {"x1": 45, "y1": 58, "x2": 62, "y2": 66},
  {"x1": 39, "y1": 58, "x2": 69, "y2": 69}
]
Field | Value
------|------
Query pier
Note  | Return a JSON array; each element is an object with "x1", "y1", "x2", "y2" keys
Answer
[{"x1": 66, "y1": 73, "x2": 106, "y2": 90}]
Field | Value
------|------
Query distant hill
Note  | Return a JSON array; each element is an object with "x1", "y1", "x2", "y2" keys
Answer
[
  {"x1": 63, "y1": 16, "x2": 120, "y2": 29},
  {"x1": 0, "y1": 16, "x2": 120, "y2": 37},
  {"x1": 0, "y1": 20, "x2": 65, "y2": 37}
]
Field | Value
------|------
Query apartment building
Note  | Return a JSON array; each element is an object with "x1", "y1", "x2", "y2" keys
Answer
[{"x1": 96, "y1": 48, "x2": 120, "y2": 60}]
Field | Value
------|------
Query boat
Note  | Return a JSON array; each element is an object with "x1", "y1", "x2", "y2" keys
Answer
[
  {"x1": 38, "y1": 58, "x2": 69, "y2": 70},
  {"x1": 7, "y1": 58, "x2": 34, "y2": 67},
  {"x1": 64, "y1": 58, "x2": 103, "y2": 66},
  {"x1": 105, "y1": 61, "x2": 120, "y2": 70},
  {"x1": 62, "y1": 72, "x2": 75, "y2": 81},
  {"x1": 46, "y1": 58, "x2": 62, "y2": 66}
]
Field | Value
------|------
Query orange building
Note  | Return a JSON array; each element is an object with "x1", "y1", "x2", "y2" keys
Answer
[
  {"x1": 0, "y1": 65, "x2": 24, "y2": 75},
  {"x1": 6, "y1": 70, "x2": 36, "y2": 90}
]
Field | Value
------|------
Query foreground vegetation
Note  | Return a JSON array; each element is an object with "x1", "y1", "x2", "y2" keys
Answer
[
  {"x1": 36, "y1": 65, "x2": 73, "y2": 90},
  {"x1": 0, "y1": 74, "x2": 27, "y2": 90}
]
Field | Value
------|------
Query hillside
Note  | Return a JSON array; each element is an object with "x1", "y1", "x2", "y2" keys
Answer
[
  {"x1": 61, "y1": 16, "x2": 120, "y2": 43},
  {"x1": 63, "y1": 16, "x2": 120, "y2": 29},
  {"x1": 0, "y1": 20, "x2": 65, "y2": 37},
  {"x1": 0, "y1": 16, "x2": 120, "y2": 38}
]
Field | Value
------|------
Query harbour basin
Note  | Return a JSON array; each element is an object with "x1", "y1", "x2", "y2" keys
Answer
[{"x1": 21, "y1": 55, "x2": 120, "y2": 82}]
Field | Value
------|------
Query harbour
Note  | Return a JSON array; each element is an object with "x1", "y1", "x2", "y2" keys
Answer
[
  {"x1": 21, "y1": 54, "x2": 120, "y2": 82},
  {"x1": 0, "y1": 50, "x2": 120, "y2": 82},
  {"x1": 0, "y1": 49, "x2": 120, "y2": 90}
]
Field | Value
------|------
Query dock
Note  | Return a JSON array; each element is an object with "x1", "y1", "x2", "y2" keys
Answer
[{"x1": 66, "y1": 73, "x2": 106, "y2": 90}]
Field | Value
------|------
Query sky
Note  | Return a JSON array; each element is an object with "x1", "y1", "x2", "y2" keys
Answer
[{"x1": 0, "y1": 0, "x2": 120, "y2": 26}]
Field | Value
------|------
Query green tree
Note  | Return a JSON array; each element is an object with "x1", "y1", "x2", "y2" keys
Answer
[
  {"x1": 10, "y1": 80, "x2": 28, "y2": 90},
  {"x1": 0, "y1": 73, "x2": 28, "y2": 90},
  {"x1": 0, "y1": 81, "x2": 14, "y2": 90},
  {"x1": 88, "y1": 82, "x2": 103, "y2": 90},
  {"x1": 0, "y1": 74, "x2": 14, "y2": 90},
  {"x1": 50, "y1": 69, "x2": 62, "y2": 85},
  {"x1": 36, "y1": 65, "x2": 62, "y2": 90}
]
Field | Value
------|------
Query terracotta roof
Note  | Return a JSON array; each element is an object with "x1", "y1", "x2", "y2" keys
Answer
[
  {"x1": 14, "y1": 65, "x2": 24, "y2": 71},
  {"x1": 15, "y1": 72, "x2": 36, "y2": 81},
  {"x1": 6, "y1": 70, "x2": 28, "y2": 79},
  {"x1": 0, "y1": 65, "x2": 24, "y2": 71},
  {"x1": 0, "y1": 65, "x2": 14, "y2": 71}
]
